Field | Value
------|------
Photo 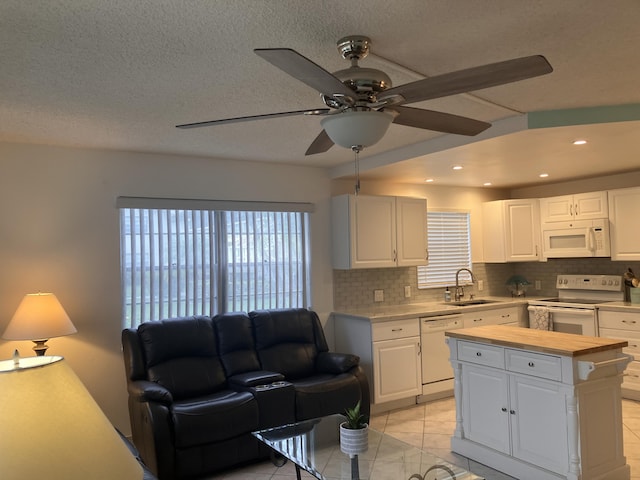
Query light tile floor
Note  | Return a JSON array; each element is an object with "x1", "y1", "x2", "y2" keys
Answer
[{"x1": 208, "y1": 397, "x2": 640, "y2": 479}]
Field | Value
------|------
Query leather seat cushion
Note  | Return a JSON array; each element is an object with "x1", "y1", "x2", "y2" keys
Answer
[
  {"x1": 171, "y1": 390, "x2": 258, "y2": 448},
  {"x1": 292, "y1": 373, "x2": 362, "y2": 420}
]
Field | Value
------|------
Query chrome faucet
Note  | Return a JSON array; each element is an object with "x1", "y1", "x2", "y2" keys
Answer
[{"x1": 455, "y1": 268, "x2": 477, "y2": 301}]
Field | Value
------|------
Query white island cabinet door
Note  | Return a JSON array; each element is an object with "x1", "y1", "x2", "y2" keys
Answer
[
  {"x1": 461, "y1": 365, "x2": 510, "y2": 454},
  {"x1": 509, "y1": 375, "x2": 569, "y2": 475}
]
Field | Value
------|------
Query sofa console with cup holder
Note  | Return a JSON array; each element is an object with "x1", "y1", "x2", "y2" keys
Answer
[{"x1": 122, "y1": 308, "x2": 369, "y2": 480}]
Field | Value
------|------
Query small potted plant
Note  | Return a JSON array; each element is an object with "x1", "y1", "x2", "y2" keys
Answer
[{"x1": 339, "y1": 401, "x2": 369, "y2": 457}]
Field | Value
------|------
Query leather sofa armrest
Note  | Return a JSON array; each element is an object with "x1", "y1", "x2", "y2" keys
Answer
[
  {"x1": 128, "y1": 380, "x2": 173, "y2": 405},
  {"x1": 316, "y1": 352, "x2": 360, "y2": 374},
  {"x1": 228, "y1": 371, "x2": 285, "y2": 388}
]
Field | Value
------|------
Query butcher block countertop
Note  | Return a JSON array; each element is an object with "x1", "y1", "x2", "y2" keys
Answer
[{"x1": 445, "y1": 325, "x2": 628, "y2": 357}]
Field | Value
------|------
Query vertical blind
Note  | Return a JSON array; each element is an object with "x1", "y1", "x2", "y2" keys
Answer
[
  {"x1": 417, "y1": 211, "x2": 472, "y2": 288},
  {"x1": 120, "y1": 207, "x2": 310, "y2": 328}
]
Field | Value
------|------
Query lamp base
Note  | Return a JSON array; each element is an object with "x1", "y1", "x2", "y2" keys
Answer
[{"x1": 32, "y1": 339, "x2": 49, "y2": 356}]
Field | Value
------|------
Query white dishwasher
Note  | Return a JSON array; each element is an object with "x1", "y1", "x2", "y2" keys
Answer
[{"x1": 420, "y1": 313, "x2": 463, "y2": 397}]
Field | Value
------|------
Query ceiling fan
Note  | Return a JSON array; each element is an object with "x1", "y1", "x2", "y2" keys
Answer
[{"x1": 176, "y1": 36, "x2": 553, "y2": 155}]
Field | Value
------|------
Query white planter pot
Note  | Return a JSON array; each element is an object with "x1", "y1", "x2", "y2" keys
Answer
[{"x1": 339, "y1": 422, "x2": 369, "y2": 457}]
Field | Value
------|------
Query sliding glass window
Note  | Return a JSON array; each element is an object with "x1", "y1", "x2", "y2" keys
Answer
[{"x1": 118, "y1": 198, "x2": 312, "y2": 328}]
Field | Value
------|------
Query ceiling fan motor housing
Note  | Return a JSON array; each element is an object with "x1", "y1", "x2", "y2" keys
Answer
[
  {"x1": 333, "y1": 67, "x2": 392, "y2": 98},
  {"x1": 334, "y1": 36, "x2": 392, "y2": 102}
]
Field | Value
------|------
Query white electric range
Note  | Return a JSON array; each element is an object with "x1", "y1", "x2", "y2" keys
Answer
[{"x1": 528, "y1": 274, "x2": 624, "y2": 337}]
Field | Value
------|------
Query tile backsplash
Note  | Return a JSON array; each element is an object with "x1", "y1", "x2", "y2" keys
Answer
[{"x1": 333, "y1": 258, "x2": 640, "y2": 310}]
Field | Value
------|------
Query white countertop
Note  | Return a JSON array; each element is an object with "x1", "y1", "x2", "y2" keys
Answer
[{"x1": 331, "y1": 296, "x2": 535, "y2": 322}]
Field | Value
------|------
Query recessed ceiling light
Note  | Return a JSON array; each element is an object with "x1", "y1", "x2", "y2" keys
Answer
[
  {"x1": 483, "y1": 182, "x2": 492, "y2": 186},
  {"x1": 424, "y1": 178, "x2": 434, "y2": 183},
  {"x1": 573, "y1": 139, "x2": 587, "y2": 145},
  {"x1": 539, "y1": 173, "x2": 549, "y2": 178},
  {"x1": 452, "y1": 165, "x2": 463, "y2": 170}
]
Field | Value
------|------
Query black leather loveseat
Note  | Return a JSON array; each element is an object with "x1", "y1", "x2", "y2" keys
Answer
[{"x1": 122, "y1": 308, "x2": 370, "y2": 480}]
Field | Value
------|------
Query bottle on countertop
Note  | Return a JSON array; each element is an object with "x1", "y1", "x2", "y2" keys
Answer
[{"x1": 444, "y1": 287, "x2": 451, "y2": 302}]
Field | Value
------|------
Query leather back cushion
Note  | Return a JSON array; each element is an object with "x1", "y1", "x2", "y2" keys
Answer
[
  {"x1": 137, "y1": 316, "x2": 226, "y2": 399},
  {"x1": 250, "y1": 309, "x2": 328, "y2": 379},
  {"x1": 212, "y1": 312, "x2": 261, "y2": 376}
]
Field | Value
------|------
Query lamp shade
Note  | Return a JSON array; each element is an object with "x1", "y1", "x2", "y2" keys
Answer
[
  {"x1": 3, "y1": 292, "x2": 77, "y2": 341},
  {"x1": 321, "y1": 110, "x2": 394, "y2": 149},
  {"x1": 0, "y1": 355, "x2": 143, "y2": 480}
]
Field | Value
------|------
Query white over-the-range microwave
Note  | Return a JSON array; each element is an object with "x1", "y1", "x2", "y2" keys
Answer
[{"x1": 541, "y1": 219, "x2": 610, "y2": 258}]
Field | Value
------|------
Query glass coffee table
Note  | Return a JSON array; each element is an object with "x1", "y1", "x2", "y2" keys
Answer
[{"x1": 253, "y1": 414, "x2": 483, "y2": 480}]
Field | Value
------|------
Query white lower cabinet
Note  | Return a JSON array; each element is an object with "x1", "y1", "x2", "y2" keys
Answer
[
  {"x1": 334, "y1": 315, "x2": 421, "y2": 406},
  {"x1": 599, "y1": 308, "x2": 640, "y2": 399},
  {"x1": 449, "y1": 336, "x2": 630, "y2": 480},
  {"x1": 372, "y1": 335, "x2": 421, "y2": 403}
]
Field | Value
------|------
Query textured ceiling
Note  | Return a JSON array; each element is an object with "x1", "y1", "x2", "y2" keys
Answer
[{"x1": 1, "y1": 1, "x2": 639, "y2": 187}]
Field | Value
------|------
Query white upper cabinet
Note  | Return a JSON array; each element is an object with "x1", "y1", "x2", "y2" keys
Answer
[
  {"x1": 482, "y1": 199, "x2": 541, "y2": 263},
  {"x1": 395, "y1": 196, "x2": 429, "y2": 266},
  {"x1": 539, "y1": 191, "x2": 608, "y2": 223},
  {"x1": 331, "y1": 194, "x2": 427, "y2": 269},
  {"x1": 608, "y1": 186, "x2": 640, "y2": 261}
]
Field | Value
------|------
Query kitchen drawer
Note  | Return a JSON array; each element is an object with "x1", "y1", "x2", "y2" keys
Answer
[
  {"x1": 506, "y1": 348, "x2": 562, "y2": 381},
  {"x1": 599, "y1": 327, "x2": 640, "y2": 359},
  {"x1": 457, "y1": 341, "x2": 504, "y2": 369},
  {"x1": 372, "y1": 318, "x2": 420, "y2": 341},
  {"x1": 599, "y1": 311, "x2": 640, "y2": 331}
]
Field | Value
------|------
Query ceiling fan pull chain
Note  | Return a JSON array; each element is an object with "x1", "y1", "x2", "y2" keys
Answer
[{"x1": 353, "y1": 145, "x2": 362, "y2": 195}]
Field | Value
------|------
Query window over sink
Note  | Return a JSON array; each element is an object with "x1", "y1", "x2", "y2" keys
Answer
[{"x1": 417, "y1": 210, "x2": 471, "y2": 289}]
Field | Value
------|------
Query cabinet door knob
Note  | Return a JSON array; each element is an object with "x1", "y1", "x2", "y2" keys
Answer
[
  {"x1": 476, "y1": 352, "x2": 482, "y2": 357},
  {"x1": 528, "y1": 361, "x2": 535, "y2": 367},
  {"x1": 510, "y1": 410, "x2": 516, "y2": 415},
  {"x1": 391, "y1": 328, "x2": 403, "y2": 332},
  {"x1": 501, "y1": 407, "x2": 507, "y2": 412}
]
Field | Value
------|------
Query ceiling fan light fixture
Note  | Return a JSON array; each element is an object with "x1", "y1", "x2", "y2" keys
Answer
[{"x1": 321, "y1": 110, "x2": 394, "y2": 149}]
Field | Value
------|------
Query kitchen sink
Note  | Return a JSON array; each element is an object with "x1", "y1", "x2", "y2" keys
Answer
[{"x1": 445, "y1": 299, "x2": 500, "y2": 307}]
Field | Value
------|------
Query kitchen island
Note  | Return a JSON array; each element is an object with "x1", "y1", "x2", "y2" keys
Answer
[{"x1": 446, "y1": 325, "x2": 631, "y2": 480}]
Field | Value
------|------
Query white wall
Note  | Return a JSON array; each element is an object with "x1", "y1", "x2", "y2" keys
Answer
[{"x1": 0, "y1": 142, "x2": 333, "y2": 435}]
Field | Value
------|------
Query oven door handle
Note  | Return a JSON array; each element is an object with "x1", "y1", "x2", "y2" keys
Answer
[{"x1": 528, "y1": 306, "x2": 594, "y2": 316}]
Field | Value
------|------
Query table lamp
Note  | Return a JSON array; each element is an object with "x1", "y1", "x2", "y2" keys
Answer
[
  {"x1": 0, "y1": 354, "x2": 143, "y2": 479},
  {"x1": 2, "y1": 292, "x2": 77, "y2": 355}
]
